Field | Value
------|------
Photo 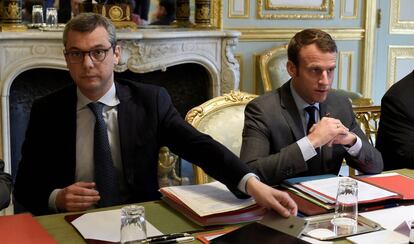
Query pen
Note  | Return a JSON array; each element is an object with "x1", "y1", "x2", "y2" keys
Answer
[
  {"x1": 141, "y1": 233, "x2": 190, "y2": 243},
  {"x1": 150, "y1": 236, "x2": 195, "y2": 244}
]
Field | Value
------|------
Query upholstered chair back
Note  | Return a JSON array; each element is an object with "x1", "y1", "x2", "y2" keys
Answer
[{"x1": 185, "y1": 90, "x2": 258, "y2": 184}]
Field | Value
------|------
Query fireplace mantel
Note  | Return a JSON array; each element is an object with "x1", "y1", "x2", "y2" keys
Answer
[{"x1": 0, "y1": 28, "x2": 241, "y2": 174}]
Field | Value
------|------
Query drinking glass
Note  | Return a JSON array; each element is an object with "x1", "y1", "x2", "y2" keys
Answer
[
  {"x1": 32, "y1": 5, "x2": 44, "y2": 25},
  {"x1": 331, "y1": 178, "x2": 358, "y2": 236},
  {"x1": 120, "y1": 205, "x2": 147, "y2": 244},
  {"x1": 46, "y1": 7, "x2": 58, "y2": 26}
]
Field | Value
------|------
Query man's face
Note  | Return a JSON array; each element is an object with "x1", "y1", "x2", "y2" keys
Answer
[
  {"x1": 64, "y1": 26, "x2": 120, "y2": 100},
  {"x1": 287, "y1": 43, "x2": 337, "y2": 104}
]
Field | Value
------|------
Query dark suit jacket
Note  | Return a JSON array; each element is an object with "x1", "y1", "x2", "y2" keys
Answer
[
  {"x1": 0, "y1": 160, "x2": 11, "y2": 210},
  {"x1": 240, "y1": 81, "x2": 383, "y2": 185},
  {"x1": 376, "y1": 70, "x2": 414, "y2": 170},
  {"x1": 14, "y1": 80, "x2": 251, "y2": 216}
]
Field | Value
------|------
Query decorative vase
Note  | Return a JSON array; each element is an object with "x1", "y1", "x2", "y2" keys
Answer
[
  {"x1": 174, "y1": 0, "x2": 192, "y2": 27},
  {"x1": 195, "y1": 0, "x2": 211, "y2": 28}
]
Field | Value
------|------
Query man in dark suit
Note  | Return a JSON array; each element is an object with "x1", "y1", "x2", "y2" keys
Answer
[
  {"x1": 376, "y1": 70, "x2": 414, "y2": 170},
  {"x1": 240, "y1": 29, "x2": 383, "y2": 185},
  {"x1": 14, "y1": 13, "x2": 297, "y2": 217},
  {"x1": 0, "y1": 160, "x2": 11, "y2": 210}
]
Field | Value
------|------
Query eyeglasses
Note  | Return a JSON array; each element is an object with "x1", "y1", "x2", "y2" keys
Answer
[{"x1": 64, "y1": 45, "x2": 113, "y2": 64}]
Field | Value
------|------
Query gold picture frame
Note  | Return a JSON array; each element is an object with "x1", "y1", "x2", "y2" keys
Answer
[
  {"x1": 257, "y1": 0, "x2": 334, "y2": 19},
  {"x1": 265, "y1": 0, "x2": 329, "y2": 11},
  {"x1": 228, "y1": 0, "x2": 250, "y2": 19}
]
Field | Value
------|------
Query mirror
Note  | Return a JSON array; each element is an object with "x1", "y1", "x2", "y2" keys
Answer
[{"x1": 20, "y1": 0, "x2": 220, "y2": 28}]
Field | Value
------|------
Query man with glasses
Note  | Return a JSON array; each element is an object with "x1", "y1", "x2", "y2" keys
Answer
[{"x1": 14, "y1": 13, "x2": 297, "y2": 217}]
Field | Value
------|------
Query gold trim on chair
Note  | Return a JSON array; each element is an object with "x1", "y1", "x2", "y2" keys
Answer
[
  {"x1": 259, "y1": 44, "x2": 288, "y2": 92},
  {"x1": 353, "y1": 105, "x2": 381, "y2": 146},
  {"x1": 185, "y1": 90, "x2": 258, "y2": 184}
]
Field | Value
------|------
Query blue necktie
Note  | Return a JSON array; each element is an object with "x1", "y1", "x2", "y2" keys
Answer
[
  {"x1": 88, "y1": 102, "x2": 120, "y2": 207},
  {"x1": 305, "y1": 106, "x2": 318, "y2": 134}
]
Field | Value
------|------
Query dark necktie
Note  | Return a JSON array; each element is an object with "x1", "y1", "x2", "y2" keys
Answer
[
  {"x1": 88, "y1": 102, "x2": 120, "y2": 207},
  {"x1": 304, "y1": 105, "x2": 322, "y2": 174},
  {"x1": 305, "y1": 105, "x2": 318, "y2": 134}
]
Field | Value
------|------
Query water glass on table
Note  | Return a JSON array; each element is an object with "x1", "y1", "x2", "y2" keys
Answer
[
  {"x1": 46, "y1": 7, "x2": 58, "y2": 26},
  {"x1": 32, "y1": 5, "x2": 44, "y2": 25},
  {"x1": 331, "y1": 178, "x2": 358, "y2": 236},
  {"x1": 120, "y1": 205, "x2": 147, "y2": 244}
]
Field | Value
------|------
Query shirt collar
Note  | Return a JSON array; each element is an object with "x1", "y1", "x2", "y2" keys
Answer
[
  {"x1": 77, "y1": 82, "x2": 120, "y2": 111},
  {"x1": 290, "y1": 80, "x2": 320, "y2": 112}
]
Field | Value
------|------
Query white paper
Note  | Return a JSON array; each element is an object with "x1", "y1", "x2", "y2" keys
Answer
[
  {"x1": 360, "y1": 205, "x2": 414, "y2": 231},
  {"x1": 161, "y1": 181, "x2": 256, "y2": 217},
  {"x1": 71, "y1": 209, "x2": 163, "y2": 242},
  {"x1": 346, "y1": 230, "x2": 408, "y2": 244},
  {"x1": 300, "y1": 176, "x2": 398, "y2": 202}
]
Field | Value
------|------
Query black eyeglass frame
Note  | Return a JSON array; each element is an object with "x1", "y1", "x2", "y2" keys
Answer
[{"x1": 63, "y1": 45, "x2": 114, "y2": 64}]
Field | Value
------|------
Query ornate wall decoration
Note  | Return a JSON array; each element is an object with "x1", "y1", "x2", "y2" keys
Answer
[
  {"x1": 228, "y1": 0, "x2": 249, "y2": 19},
  {"x1": 387, "y1": 46, "x2": 414, "y2": 89},
  {"x1": 257, "y1": 0, "x2": 334, "y2": 19},
  {"x1": 340, "y1": 0, "x2": 358, "y2": 19},
  {"x1": 389, "y1": 0, "x2": 414, "y2": 34},
  {"x1": 338, "y1": 51, "x2": 354, "y2": 91}
]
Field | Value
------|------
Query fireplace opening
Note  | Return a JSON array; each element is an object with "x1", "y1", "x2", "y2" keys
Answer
[{"x1": 10, "y1": 63, "x2": 210, "y2": 182}]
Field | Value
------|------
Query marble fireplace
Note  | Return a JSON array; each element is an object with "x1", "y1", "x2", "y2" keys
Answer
[{"x1": 0, "y1": 28, "x2": 241, "y2": 179}]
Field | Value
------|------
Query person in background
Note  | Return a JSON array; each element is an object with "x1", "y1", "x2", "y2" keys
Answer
[
  {"x1": 150, "y1": 0, "x2": 175, "y2": 25},
  {"x1": 240, "y1": 29, "x2": 383, "y2": 185},
  {"x1": 0, "y1": 160, "x2": 11, "y2": 210},
  {"x1": 376, "y1": 70, "x2": 414, "y2": 170},
  {"x1": 13, "y1": 13, "x2": 297, "y2": 217}
]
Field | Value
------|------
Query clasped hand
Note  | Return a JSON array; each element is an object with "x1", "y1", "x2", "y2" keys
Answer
[{"x1": 307, "y1": 117, "x2": 356, "y2": 148}]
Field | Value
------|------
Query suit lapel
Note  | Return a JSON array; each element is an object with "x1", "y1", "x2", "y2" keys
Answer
[
  {"x1": 279, "y1": 81, "x2": 305, "y2": 140},
  {"x1": 116, "y1": 82, "x2": 146, "y2": 186}
]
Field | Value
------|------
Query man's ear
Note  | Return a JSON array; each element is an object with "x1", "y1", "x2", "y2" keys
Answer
[
  {"x1": 114, "y1": 45, "x2": 121, "y2": 65},
  {"x1": 286, "y1": 60, "x2": 297, "y2": 78}
]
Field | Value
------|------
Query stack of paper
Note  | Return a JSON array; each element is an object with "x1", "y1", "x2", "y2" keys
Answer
[
  {"x1": 282, "y1": 174, "x2": 402, "y2": 216},
  {"x1": 159, "y1": 181, "x2": 266, "y2": 226},
  {"x1": 357, "y1": 172, "x2": 414, "y2": 200}
]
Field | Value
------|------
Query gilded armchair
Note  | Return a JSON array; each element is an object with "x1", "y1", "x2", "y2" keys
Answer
[{"x1": 185, "y1": 90, "x2": 258, "y2": 184}]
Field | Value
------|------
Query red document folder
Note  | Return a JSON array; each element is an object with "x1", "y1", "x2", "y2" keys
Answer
[
  {"x1": 0, "y1": 213, "x2": 57, "y2": 244},
  {"x1": 357, "y1": 173, "x2": 414, "y2": 200}
]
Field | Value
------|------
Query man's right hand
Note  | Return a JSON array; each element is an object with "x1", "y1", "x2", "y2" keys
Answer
[
  {"x1": 56, "y1": 182, "x2": 100, "y2": 212},
  {"x1": 307, "y1": 117, "x2": 349, "y2": 148}
]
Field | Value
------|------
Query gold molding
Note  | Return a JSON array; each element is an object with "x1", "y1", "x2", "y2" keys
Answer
[
  {"x1": 389, "y1": 0, "x2": 414, "y2": 35},
  {"x1": 340, "y1": 0, "x2": 358, "y2": 19},
  {"x1": 387, "y1": 46, "x2": 414, "y2": 89},
  {"x1": 227, "y1": 28, "x2": 365, "y2": 41},
  {"x1": 257, "y1": 0, "x2": 334, "y2": 19},
  {"x1": 211, "y1": 0, "x2": 223, "y2": 28},
  {"x1": 265, "y1": 0, "x2": 329, "y2": 11},
  {"x1": 253, "y1": 54, "x2": 260, "y2": 95},
  {"x1": 235, "y1": 54, "x2": 244, "y2": 90},
  {"x1": 338, "y1": 51, "x2": 353, "y2": 91},
  {"x1": 361, "y1": 0, "x2": 375, "y2": 98},
  {"x1": 228, "y1": 0, "x2": 249, "y2": 19}
]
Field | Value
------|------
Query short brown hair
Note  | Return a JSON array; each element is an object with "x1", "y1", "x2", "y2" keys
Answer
[
  {"x1": 63, "y1": 13, "x2": 116, "y2": 48},
  {"x1": 288, "y1": 29, "x2": 337, "y2": 66}
]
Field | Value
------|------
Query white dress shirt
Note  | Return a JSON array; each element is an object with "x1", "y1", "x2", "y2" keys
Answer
[{"x1": 290, "y1": 82, "x2": 362, "y2": 162}]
